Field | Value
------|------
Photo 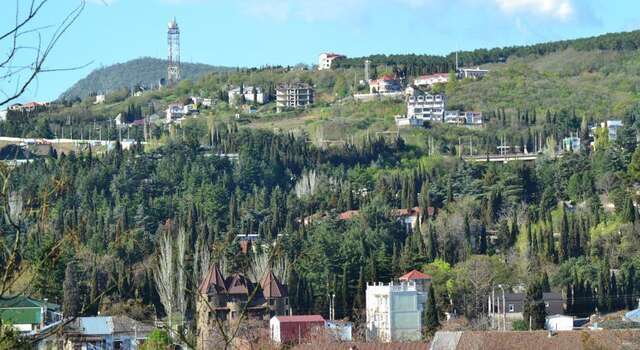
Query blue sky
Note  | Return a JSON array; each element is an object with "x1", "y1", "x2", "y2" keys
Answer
[{"x1": 3, "y1": 0, "x2": 640, "y2": 103}]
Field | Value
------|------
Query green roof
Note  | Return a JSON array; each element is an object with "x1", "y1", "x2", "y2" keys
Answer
[{"x1": 0, "y1": 296, "x2": 59, "y2": 325}]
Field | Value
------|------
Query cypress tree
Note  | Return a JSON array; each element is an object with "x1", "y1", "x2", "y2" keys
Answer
[
  {"x1": 560, "y1": 205, "x2": 570, "y2": 262},
  {"x1": 479, "y1": 223, "x2": 488, "y2": 255},
  {"x1": 523, "y1": 274, "x2": 546, "y2": 330},
  {"x1": 423, "y1": 284, "x2": 440, "y2": 335},
  {"x1": 626, "y1": 265, "x2": 636, "y2": 310},
  {"x1": 340, "y1": 263, "x2": 349, "y2": 319}
]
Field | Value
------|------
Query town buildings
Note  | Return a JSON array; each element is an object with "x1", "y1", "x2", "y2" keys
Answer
[
  {"x1": 276, "y1": 83, "x2": 314, "y2": 112},
  {"x1": 492, "y1": 292, "x2": 564, "y2": 325},
  {"x1": 270, "y1": 315, "x2": 326, "y2": 344},
  {"x1": 366, "y1": 280, "x2": 424, "y2": 342},
  {"x1": 318, "y1": 53, "x2": 346, "y2": 70},
  {"x1": 196, "y1": 264, "x2": 288, "y2": 350},
  {"x1": 228, "y1": 86, "x2": 269, "y2": 105},
  {"x1": 8, "y1": 101, "x2": 50, "y2": 113},
  {"x1": 414, "y1": 73, "x2": 449, "y2": 89}
]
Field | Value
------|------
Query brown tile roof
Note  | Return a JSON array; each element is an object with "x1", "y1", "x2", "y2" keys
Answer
[
  {"x1": 260, "y1": 270, "x2": 287, "y2": 299},
  {"x1": 225, "y1": 273, "x2": 252, "y2": 295},
  {"x1": 198, "y1": 264, "x2": 227, "y2": 295},
  {"x1": 399, "y1": 269, "x2": 432, "y2": 281},
  {"x1": 450, "y1": 330, "x2": 640, "y2": 350},
  {"x1": 293, "y1": 342, "x2": 427, "y2": 350}
]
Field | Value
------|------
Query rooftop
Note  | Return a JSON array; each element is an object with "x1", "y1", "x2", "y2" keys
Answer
[
  {"x1": 273, "y1": 315, "x2": 325, "y2": 323},
  {"x1": 399, "y1": 269, "x2": 432, "y2": 281}
]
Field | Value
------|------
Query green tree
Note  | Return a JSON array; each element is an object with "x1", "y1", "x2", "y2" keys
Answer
[
  {"x1": 140, "y1": 329, "x2": 171, "y2": 350},
  {"x1": 423, "y1": 284, "x2": 440, "y2": 336},
  {"x1": 523, "y1": 275, "x2": 546, "y2": 330}
]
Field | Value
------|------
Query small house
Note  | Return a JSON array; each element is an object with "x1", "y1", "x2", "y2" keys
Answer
[
  {"x1": 546, "y1": 314, "x2": 573, "y2": 331},
  {"x1": 0, "y1": 296, "x2": 61, "y2": 333},
  {"x1": 270, "y1": 315, "x2": 325, "y2": 344}
]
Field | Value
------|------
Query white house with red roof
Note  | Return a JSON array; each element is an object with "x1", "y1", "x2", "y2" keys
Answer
[
  {"x1": 369, "y1": 75, "x2": 403, "y2": 94},
  {"x1": 318, "y1": 53, "x2": 346, "y2": 70},
  {"x1": 414, "y1": 73, "x2": 449, "y2": 88}
]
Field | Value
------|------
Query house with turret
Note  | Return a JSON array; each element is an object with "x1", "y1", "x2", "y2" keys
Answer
[{"x1": 196, "y1": 264, "x2": 288, "y2": 350}]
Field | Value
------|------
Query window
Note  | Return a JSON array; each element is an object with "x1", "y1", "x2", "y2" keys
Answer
[{"x1": 508, "y1": 304, "x2": 515, "y2": 312}]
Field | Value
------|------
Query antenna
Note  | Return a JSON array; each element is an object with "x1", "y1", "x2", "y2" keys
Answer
[{"x1": 167, "y1": 17, "x2": 181, "y2": 86}]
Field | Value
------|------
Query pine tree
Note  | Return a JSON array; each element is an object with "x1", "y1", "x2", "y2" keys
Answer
[
  {"x1": 340, "y1": 263, "x2": 349, "y2": 319},
  {"x1": 623, "y1": 195, "x2": 636, "y2": 223},
  {"x1": 63, "y1": 261, "x2": 81, "y2": 318},
  {"x1": 427, "y1": 224, "x2": 438, "y2": 261},
  {"x1": 423, "y1": 284, "x2": 440, "y2": 335}
]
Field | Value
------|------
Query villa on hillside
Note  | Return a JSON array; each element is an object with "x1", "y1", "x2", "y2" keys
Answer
[{"x1": 318, "y1": 53, "x2": 346, "y2": 70}]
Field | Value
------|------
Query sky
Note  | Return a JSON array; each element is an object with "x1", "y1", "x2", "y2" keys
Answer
[{"x1": 2, "y1": 0, "x2": 640, "y2": 103}]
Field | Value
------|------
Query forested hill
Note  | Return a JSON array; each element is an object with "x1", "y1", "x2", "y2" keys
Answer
[
  {"x1": 59, "y1": 57, "x2": 231, "y2": 100},
  {"x1": 335, "y1": 29, "x2": 640, "y2": 76}
]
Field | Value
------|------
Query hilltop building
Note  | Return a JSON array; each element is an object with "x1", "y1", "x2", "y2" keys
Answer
[
  {"x1": 414, "y1": 73, "x2": 449, "y2": 88},
  {"x1": 276, "y1": 83, "x2": 314, "y2": 112},
  {"x1": 196, "y1": 265, "x2": 288, "y2": 350},
  {"x1": 318, "y1": 53, "x2": 346, "y2": 70},
  {"x1": 457, "y1": 67, "x2": 489, "y2": 79}
]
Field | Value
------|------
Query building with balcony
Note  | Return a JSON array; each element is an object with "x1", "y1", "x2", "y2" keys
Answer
[
  {"x1": 366, "y1": 280, "x2": 423, "y2": 342},
  {"x1": 407, "y1": 90, "x2": 446, "y2": 122},
  {"x1": 276, "y1": 83, "x2": 314, "y2": 112},
  {"x1": 228, "y1": 85, "x2": 268, "y2": 105},
  {"x1": 318, "y1": 53, "x2": 346, "y2": 70},
  {"x1": 369, "y1": 75, "x2": 403, "y2": 94}
]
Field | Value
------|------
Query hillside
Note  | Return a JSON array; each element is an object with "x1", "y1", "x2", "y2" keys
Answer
[{"x1": 59, "y1": 57, "x2": 231, "y2": 100}]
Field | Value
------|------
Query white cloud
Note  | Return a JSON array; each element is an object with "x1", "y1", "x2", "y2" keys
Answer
[{"x1": 494, "y1": 0, "x2": 574, "y2": 20}]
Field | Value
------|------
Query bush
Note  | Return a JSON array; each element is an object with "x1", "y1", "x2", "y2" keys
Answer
[{"x1": 511, "y1": 319, "x2": 528, "y2": 331}]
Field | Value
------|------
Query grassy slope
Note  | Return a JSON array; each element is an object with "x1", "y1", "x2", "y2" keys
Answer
[{"x1": 450, "y1": 48, "x2": 640, "y2": 117}]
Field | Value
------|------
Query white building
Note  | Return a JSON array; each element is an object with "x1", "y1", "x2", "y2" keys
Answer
[
  {"x1": 407, "y1": 90, "x2": 446, "y2": 122},
  {"x1": 0, "y1": 109, "x2": 7, "y2": 122},
  {"x1": 228, "y1": 86, "x2": 268, "y2": 105},
  {"x1": 563, "y1": 136, "x2": 581, "y2": 152},
  {"x1": 276, "y1": 83, "x2": 314, "y2": 112},
  {"x1": 414, "y1": 73, "x2": 449, "y2": 88},
  {"x1": 318, "y1": 53, "x2": 346, "y2": 70},
  {"x1": 366, "y1": 281, "x2": 423, "y2": 342},
  {"x1": 606, "y1": 120, "x2": 623, "y2": 141},
  {"x1": 395, "y1": 115, "x2": 424, "y2": 128},
  {"x1": 545, "y1": 314, "x2": 573, "y2": 331},
  {"x1": 165, "y1": 104, "x2": 185, "y2": 123},
  {"x1": 94, "y1": 94, "x2": 106, "y2": 105},
  {"x1": 369, "y1": 75, "x2": 403, "y2": 94},
  {"x1": 457, "y1": 67, "x2": 489, "y2": 79}
]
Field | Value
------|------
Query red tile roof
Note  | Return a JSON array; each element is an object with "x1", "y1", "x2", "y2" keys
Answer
[
  {"x1": 338, "y1": 210, "x2": 360, "y2": 220},
  {"x1": 399, "y1": 269, "x2": 432, "y2": 281},
  {"x1": 273, "y1": 315, "x2": 325, "y2": 323}
]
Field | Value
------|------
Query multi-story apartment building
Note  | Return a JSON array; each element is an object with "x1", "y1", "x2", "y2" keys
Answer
[
  {"x1": 366, "y1": 280, "x2": 423, "y2": 342},
  {"x1": 407, "y1": 90, "x2": 446, "y2": 122},
  {"x1": 228, "y1": 85, "x2": 269, "y2": 105},
  {"x1": 276, "y1": 83, "x2": 314, "y2": 112},
  {"x1": 318, "y1": 53, "x2": 346, "y2": 70}
]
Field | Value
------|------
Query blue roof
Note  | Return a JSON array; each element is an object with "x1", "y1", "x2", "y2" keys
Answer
[
  {"x1": 78, "y1": 317, "x2": 114, "y2": 335},
  {"x1": 624, "y1": 308, "x2": 640, "y2": 323}
]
